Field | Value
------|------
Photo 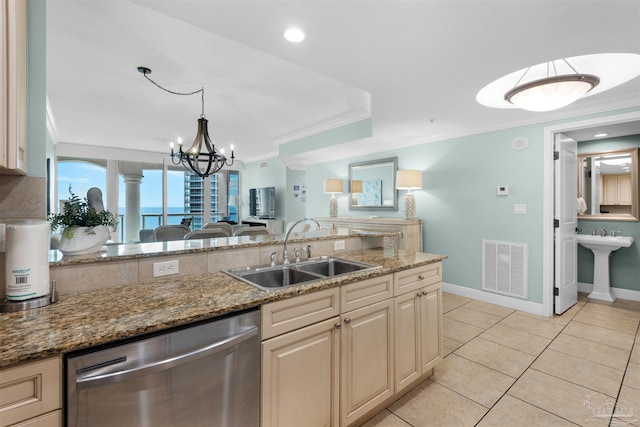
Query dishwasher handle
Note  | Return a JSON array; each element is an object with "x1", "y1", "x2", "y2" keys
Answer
[{"x1": 75, "y1": 326, "x2": 258, "y2": 390}]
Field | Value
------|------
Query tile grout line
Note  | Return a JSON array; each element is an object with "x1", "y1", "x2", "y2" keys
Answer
[
  {"x1": 607, "y1": 320, "x2": 640, "y2": 427},
  {"x1": 471, "y1": 300, "x2": 589, "y2": 426}
]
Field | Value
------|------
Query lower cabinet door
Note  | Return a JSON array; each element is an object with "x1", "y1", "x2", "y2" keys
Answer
[
  {"x1": 262, "y1": 317, "x2": 340, "y2": 427},
  {"x1": 420, "y1": 284, "x2": 442, "y2": 372},
  {"x1": 341, "y1": 299, "x2": 394, "y2": 426},
  {"x1": 394, "y1": 291, "x2": 421, "y2": 393}
]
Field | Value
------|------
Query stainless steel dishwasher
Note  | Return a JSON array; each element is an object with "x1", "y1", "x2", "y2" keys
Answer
[{"x1": 66, "y1": 308, "x2": 260, "y2": 427}]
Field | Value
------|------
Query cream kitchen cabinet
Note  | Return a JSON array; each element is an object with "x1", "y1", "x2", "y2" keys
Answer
[
  {"x1": 340, "y1": 298, "x2": 394, "y2": 426},
  {"x1": 261, "y1": 274, "x2": 394, "y2": 427},
  {"x1": 261, "y1": 287, "x2": 341, "y2": 427},
  {"x1": 262, "y1": 316, "x2": 341, "y2": 427},
  {"x1": 261, "y1": 264, "x2": 442, "y2": 427},
  {"x1": 0, "y1": 357, "x2": 61, "y2": 427},
  {"x1": 393, "y1": 263, "x2": 443, "y2": 394},
  {"x1": 0, "y1": 0, "x2": 28, "y2": 175}
]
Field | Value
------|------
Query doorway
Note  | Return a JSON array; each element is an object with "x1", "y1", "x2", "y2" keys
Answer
[{"x1": 542, "y1": 111, "x2": 640, "y2": 317}]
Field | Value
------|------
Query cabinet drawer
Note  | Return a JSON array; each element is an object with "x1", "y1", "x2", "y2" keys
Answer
[
  {"x1": 341, "y1": 274, "x2": 393, "y2": 313},
  {"x1": 0, "y1": 357, "x2": 61, "y2": 427},
  {"x1": 12, "y1": 410, "x2": 61, "y2": 427},
  {"x1": 261, "y1": 287, "x2": 340, "y2": 340},
  {"x1": 394, "y1": 262, "x2": 442, "y2": 296}
]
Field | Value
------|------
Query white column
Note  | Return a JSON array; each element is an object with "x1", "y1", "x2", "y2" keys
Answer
[
  {"x1": 106, "y1": 160, "x2": 120, "y2": 242},
  {"x1": 123, "y1": 174, "x2": 143, "y2": 243}
]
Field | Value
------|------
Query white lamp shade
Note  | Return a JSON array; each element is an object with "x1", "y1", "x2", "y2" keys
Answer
[
  {"x1": 396, "y1": 170, "x2": 423, "y2": 190},
  {"x1": 351, "y1": 180, "x2": 363, "y2": 193},
  {"x1": 324, "y1": 178, "x2": 344, "y2": 193}
]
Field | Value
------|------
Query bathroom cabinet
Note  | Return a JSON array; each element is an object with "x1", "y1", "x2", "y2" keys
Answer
[
  {"x1": 0, "y1": 357, "x2": 61, "y2": 427},
  {"x1": 0, "y1": 0, "x2": 28, "y2": 175},
  {"x1": 602, "y1": 174, "x2": 632, "y2": 206}
]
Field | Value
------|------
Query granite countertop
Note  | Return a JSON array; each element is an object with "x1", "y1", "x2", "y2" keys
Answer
[
  {"x1": 48, "y1": 229, "x2": 398, "y2": 266},
  {"x1": 1, "y1": 249, "x2": 446, "y2": 369}
]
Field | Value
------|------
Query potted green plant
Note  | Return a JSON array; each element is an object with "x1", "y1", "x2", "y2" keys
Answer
[{"x1": 48, "y1": 189, "x2": 118, "y2": 255}]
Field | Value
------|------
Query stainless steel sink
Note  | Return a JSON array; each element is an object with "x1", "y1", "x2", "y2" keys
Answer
[
  {"x1": 295, "y1": 257, "x2": 375, "y2": 277},
  {"x1": 240, "y1": 267, "x2": 321, "y2": 289},
  {"x1": 223, "y1": 256, "x2": 378, "y2": 292}
]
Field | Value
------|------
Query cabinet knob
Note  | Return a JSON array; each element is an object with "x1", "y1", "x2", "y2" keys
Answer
[
  {"x1": 335, "y1": 322, "x2": 342, "y2": 329},
  {"x1": 418, "y1": 275, "x2": 425, "y2": 280},
  {"x1": 416, "y1": 291, "x2": 423, "y2": 297},
  {"x1": 344, "y1": 317, "x2": 351, "y2": 324}
]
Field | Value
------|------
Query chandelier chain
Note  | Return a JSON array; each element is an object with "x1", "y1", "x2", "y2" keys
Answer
[{"x1": 141, "y1": 72, "x2": 206, "y2": 117}]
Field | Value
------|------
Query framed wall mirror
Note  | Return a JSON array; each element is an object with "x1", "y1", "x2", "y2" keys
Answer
[
  {"x1": 348, "y1": 157, "x2": 398, "y2": 211},
  {"x1": 578, "y1": 148, "x2": 639, "y2": 221}
]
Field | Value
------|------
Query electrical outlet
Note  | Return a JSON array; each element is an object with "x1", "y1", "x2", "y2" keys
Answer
[
  {"x1": 153, "y1": 259, "x2": 179, "y2": 277},
  {"x1": 334, "y1": 240, "x2": 346, "y2": 251}
]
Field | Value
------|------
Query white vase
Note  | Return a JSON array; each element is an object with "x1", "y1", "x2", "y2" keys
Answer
[{"x1": 58, "y1": 225, "x2": 111, "y2": 255}]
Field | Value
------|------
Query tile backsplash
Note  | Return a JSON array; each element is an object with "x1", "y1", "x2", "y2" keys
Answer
[
  {"x1": 0, "y1": 176, "x2": 47, "y2": 298},
  {"x1": 0, "y1": 175, "x2": 47, "y2": 219}
]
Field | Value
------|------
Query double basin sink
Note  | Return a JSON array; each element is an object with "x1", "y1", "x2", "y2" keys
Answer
[{"x1": 223, "y1": 256, "x2": 380, "y2": 291}]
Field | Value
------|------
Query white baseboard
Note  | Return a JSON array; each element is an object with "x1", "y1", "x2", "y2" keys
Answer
[
  {"x1": 442, "y1": 282, "x2": 547, "y2": 317},
  {"x1": 577, "y1": 282, "x2": 640, "y2": 302}
]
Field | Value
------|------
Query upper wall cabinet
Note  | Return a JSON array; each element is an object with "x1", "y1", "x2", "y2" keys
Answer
[
  {"x1": 0, "y1": 0, "x2": 28, "y2": 175},
  {"x1": 578, "y1": 148, "x2": 639, "y2": 221}
]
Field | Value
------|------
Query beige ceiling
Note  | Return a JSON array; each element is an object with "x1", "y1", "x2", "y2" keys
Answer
[{"x1": 46, "y1": 0, "x2": 640, "y2": 168}]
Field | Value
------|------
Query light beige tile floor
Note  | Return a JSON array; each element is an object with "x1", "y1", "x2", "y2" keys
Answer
[{"x1": 361, "y1": 292, "x2": 640, "y2": 427}]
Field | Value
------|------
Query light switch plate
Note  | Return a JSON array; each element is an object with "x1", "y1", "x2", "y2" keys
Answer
[
  {"x1": 514, "y1": 204, "x2": 527, "y2": 215},
  {"x1": 153, "y1": 259, "x2": 179, "y2": 277},
  {"x1": 334, "y1": 240, "x2": 346, "y2": 251},
  {"x1": 497, "y1": 185, "x2": 509, "y2": 196}
]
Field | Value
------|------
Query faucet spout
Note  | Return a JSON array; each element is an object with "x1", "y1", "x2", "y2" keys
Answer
[{"x1": 283, "y1": 218, "x2": 321, "y2": 263}]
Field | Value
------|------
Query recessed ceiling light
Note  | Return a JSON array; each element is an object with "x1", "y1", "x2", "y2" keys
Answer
[
  {"x1": 594, "y1": 133, "x2": 609, "y2": 138},
  {"x1": 284, "y1": 28, "x2": 305, "y2": 43}
]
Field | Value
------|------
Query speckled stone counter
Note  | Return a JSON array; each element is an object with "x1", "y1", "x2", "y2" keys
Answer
[
  {"x1": 48, "y1": 229, "x2": 380, "y2": 266},
  {"x1": 1, "y1": 250, "x2": 445, "y2": 369}
]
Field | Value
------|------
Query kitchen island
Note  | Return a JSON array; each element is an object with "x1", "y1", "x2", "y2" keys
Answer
[
  {"x1": 1, "y1": 235, "x2": 445, "y2": 427},
  {"x1": 1, "y1": 249, "x2": 444, "y2": 368}
]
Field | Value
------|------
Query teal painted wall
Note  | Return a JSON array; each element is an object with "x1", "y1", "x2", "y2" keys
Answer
[
  {"x1": 304, "y1": 124, "x2": 546, "y2": 303},
  {"x1": 27, "y1": 0, "x2": 46, "y2": 177},
  {"x1": 285, "y1": 168, "x2": 307, "y2": 227},
  {"x1": 240, "y1": 158, "x2": 287, "y2": 223},
  {"x1": 577, "y1": 135, "x2": 640, "y2": 293}
]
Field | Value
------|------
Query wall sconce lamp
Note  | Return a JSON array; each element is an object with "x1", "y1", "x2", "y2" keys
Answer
[
  {"x1": 396, "y1": 170, "x2": 423, "y2": 219},
  {"x1": 324, "y1": 178, "x2": 344, "y2": 217}
]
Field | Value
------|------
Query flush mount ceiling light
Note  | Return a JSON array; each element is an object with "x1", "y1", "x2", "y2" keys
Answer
[
  {"x1": 477, "y1": 53, "x2": 640, "y2": 112},
  {"x1": 284, "y1": 28, "x2": 305, "y2": 43},
  {"x1": 137, "y1": 67, "x2": 234, "y2": 178}
]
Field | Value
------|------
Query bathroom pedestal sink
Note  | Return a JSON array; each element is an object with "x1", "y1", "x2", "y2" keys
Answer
[{"x1": 576, "y1": 235, "x2": 635, "y2": 302}]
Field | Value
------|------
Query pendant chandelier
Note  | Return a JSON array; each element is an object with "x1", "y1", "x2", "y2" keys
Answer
[
  {"x1": 138, "y1": 67, "x2": 235, "y2": 178},
  {"x1": 504, "y1": 59, "x2": 600, "y2": 112}
]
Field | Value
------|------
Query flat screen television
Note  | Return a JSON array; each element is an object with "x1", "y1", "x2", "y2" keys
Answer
[{"x1": 248, "y1": 187, "x2": 276, "y2": 219}]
